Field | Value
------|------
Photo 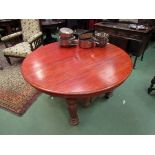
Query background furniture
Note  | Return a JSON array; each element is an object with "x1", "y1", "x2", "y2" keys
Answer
[
  {"x1": 40, "y1": 19, "x2": 100, "y2": 45},
  {"x1": 95, "y1": 21, "x2": 152, "y2": 68},
  {"x1": 66, "y1": 19, "x2": 99, "y2": 30},
  {"x1": 21, "y1": 42, "x2": 132, "y2": 125},
  {"x1": 41, "y1": 19, "x2": 66, "y2": 45},
  {"x1": 1, "y1": 19, "x2": 43, "y2": 64},
  {"x1": 0, "y1": 27, "x2": 5, "y2": 38},
  {"x1": 0, "y1": 19, "x2": 20, "y2": 35}
]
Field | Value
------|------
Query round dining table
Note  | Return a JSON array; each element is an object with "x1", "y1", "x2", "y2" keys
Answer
[{"x1": 21, "y1": 42, "x2": 132, "y2": 125}]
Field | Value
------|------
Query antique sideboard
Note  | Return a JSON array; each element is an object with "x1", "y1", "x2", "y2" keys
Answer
[{"x1": 95, "y1": 22, "x2": 153, "y2": 68}]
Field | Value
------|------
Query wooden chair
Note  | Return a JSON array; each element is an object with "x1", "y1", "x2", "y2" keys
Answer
[{"x1": 1, "y1": 19, "x2": 43, "y2": 64}]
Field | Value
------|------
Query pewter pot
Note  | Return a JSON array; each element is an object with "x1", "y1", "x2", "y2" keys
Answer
[
  {"x1": 59, "y1": 27, "x2": 74, "y2": 39},
  {"x1": 79, "y1": 38, "x2": 95, "y2": 49},
  {"x1": 59, "y1": 36, "x2": 77, "y2": 47}
]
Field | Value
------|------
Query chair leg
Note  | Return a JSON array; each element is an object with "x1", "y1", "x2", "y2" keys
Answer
[
  {"x1": 104, "y1": 91, "x2": 113, "y2": 99},
  {"x1": 133, "y1": 56, "x2": 138, "y2": 69},
  {"x1": 140, "y1": 50, "x2": 145, "y2": 61},
  {"x1": 148, "y1": 76, "x2": 155, "y2": 94},
  {"x1": 141, "y1": 40, "x2": 150, "y2": 61},
  {"x1": 5, "y1": 56, "x2": 11, "y2": 65}
]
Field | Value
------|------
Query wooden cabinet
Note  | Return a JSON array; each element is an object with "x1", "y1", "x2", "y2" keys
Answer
[{"x1": 95, "y1": 22, "x2": 152, "y2": 68}]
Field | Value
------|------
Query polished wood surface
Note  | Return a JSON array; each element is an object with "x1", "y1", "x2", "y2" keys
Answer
[
  {"x1": 21, "y1": 42, "x2": 132, "y2": 98},
  {"x1": 21, "y1": 42, "x2": 132, "y2": 125}
]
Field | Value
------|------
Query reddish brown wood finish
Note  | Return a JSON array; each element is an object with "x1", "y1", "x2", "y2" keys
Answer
[
  {"x1": 21, "y1": 42, "x2": 132, "y2": 125},
  {"x1": 67, "y1": 98, "x2": 79, "y2": 125}
]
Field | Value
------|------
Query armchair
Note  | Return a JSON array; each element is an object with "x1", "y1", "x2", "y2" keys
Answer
[{"x1": 1, "y1": 19, "x2": 43, "y2": 64}]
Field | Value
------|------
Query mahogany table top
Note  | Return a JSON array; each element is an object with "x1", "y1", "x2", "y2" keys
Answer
[{"x1": 21, "y1": 42, "x2": 132, "y2": 98}]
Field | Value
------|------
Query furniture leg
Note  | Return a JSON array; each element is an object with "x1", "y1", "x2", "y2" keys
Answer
[
  {"x1": 141, "y1": 50, "x2": 145, "y2": 61},
  {"x1": 67, "y1": 98, "x2": 79, "y2": 126},
  {"x1": 104, "y1": 91, "x2": 113, "y2": 99},
  {"x1": 5, "y1": 56, "x2": 11, "y2": 65},
  {"x1": 148, "y1": 76, "x2": 155, "y2": 94},
  {"x1": 133, "y1": 56, "x2": 138, "y2": 69},
  {"x1": 79, "y1": 97, "x2": 92, "y2": 108},
  {"x1": 141, "y1": 39, "x2": 150, "y2": 61}
]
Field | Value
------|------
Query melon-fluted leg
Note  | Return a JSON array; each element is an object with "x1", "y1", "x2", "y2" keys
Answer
[
  {"x1": 104, "y1": 91, "x2": 113, "y2": 99},
  {"x1": 67, "y1": 98, "x2": 79, "y2": 126},
  {"x1": 79, "y1": 97, "x2": 92, "y2": 108}
]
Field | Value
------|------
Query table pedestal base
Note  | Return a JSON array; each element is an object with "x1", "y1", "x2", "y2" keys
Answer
[
  {"x1": 79, "y1": 97, "x2": 92, "y2": 108},
  {"x1": 67, "y1": 97, "x2": 93, "y2": 125},
  {"x1": 66, "y1": 91, "x2": 114, "y2": 125},
  {"x1": 104, "y1": 92, "x2": 113, "y2": 99}
]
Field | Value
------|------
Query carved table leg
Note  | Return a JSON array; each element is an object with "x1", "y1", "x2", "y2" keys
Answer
[
  {"x1": 79, "y1": 97, "x2": 92, "y2": 108},
  {"x1": 104, "y1": 91, "x2": 113, "y2": 99},
  {"x1": 67, "y1": 98, "x2": 79, "y2": 126}
]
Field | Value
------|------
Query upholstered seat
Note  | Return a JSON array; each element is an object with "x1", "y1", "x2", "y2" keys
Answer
[
  {"x1": 3, "y1": 42, "x2": 31, "y2": 57},
  {"x1": 1, "y1": 19, "x2": 43, "y2": 64}
]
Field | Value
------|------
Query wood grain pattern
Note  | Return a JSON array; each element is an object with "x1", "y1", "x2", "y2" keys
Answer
[
  {"x1": 67, "y1": 98, "x2": 79, "y2": 125},
  {"x1": 21, "y1": 42, "x2": 132, "y2": 98},
  {"x1": 21, "y1": 42, "x2": 132, "y2": 125}
]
